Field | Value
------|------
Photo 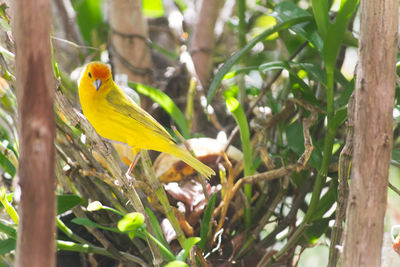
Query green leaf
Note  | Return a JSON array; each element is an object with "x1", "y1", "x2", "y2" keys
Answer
[
  {"x1": 0, "y1": 151, "x2": 15, "y2": 177},
  {"x1": 142, "y1": 0, "x2": 165, "y2": 18},
  {"x1": 117, "y1": 212, "x2": 145, "y2": 232},
  {"x1": 145, "y1": 207, "x2": 171, "y2": 255},
  {"x1": 305, "y1": 218, "x2": 330, "y2": 244},
  {"x1": 0, "y1": 238, "x2": 15, "y2": 254},
  {"x1": 71, "y1": 0, "x2": 105, "y2": 45},
  {"x1": 392, "y1": 149, "x2": 400, "y2": 164},
  {"x1": 292, "y1": 21, "x2": 323, "y2": 52},
  {"x1": 335, "y1": 79, "x2": 354, "y2": 109},
  {"x1": 199, "y1": 193, "x2": 216, "y2": 251},
  {"x1": 251, "y1": 15, "x2": 278, "y2": 40},
  {"x1": 312, "y1": 185, "x2": 337, "y2": 220},
  {"x1": 311, "y1": 0, "x2": 329, "y2": 38},
  {"x1": 332, "y1": 107, "x2": 347, "y2": 130},
  {"x1": 225, "y1": 96, "x2": 253, "y2": 227},
  {"x1": 259, "y1": 61, "x2": 318, "y2": 104},
  {"x1": 323, "y1": 0, "x2": 359, "y2": 74},
  {"x1": 274, "y1": 2, "x2": 322, "y2": 51},
  {"x1": 297, "y1": 63, "x2": 326, "y2": 86},
  {"x1": 225, "y1": 97, "x2": 253, "y2": 176},
  {"x1": 164, "y1": 260, "x2": 188, "y2": 267},
  {"x1": 0, "y1": 220, "x2": 16, "y2": 238},
  {"x1": 176, "y1": 237, "x2": 201, "y2": 261},
  {"x1": 207, "y1": 2, "x2": 312, "y2": 104},
  {"x1": 223, "y1": 66, "x2": 259, "y2": 80},
  {"x1": 128, "y1": 82, "x2": 190, "y2": 139},
  {"x1": 57, "y1": 194, "x2": 82, "y2": 215}
]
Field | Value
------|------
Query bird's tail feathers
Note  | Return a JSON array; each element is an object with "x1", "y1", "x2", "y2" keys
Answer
[{"x1": 169, "y1": 145, "x2": 215, "y2": 179}]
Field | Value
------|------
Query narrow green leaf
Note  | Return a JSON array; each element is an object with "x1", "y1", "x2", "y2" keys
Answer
[
  {"x1": 128, "y1": 82, "x2": 190, "y2": 139},
  {"x1": 225, "y1": 97, "x2": 252, "y2": 177},
  {"x1": 207, "y1": 3, "x2": 312, "y2": 104},
  {"x1": 225, "y1": 97, "x2": 253, "y2": 228},
  {"x1": 223, "y1": 66, "x2": 259, "y2": 80},
  {"x1": 311, "y1": 0, "x2": 329, "y2": 38},
  {"x1": 199, "y1": 193, "x2": 217, "y2": 251},
  {"x1": 145, "y1": 206, "x2": 170, "y2": 251},
  {"x1": 323, "y1": 0, "x2": 359, "y2": 72}
]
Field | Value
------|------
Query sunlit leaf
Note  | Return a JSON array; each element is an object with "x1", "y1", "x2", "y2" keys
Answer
[{"x1": 142, "y1": 0, "x2": 165, "y2": 18}]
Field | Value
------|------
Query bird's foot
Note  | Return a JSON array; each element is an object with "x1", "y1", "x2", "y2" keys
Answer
[{"x1": 125, "y1": 171, "x2": 136, "y2": 186}]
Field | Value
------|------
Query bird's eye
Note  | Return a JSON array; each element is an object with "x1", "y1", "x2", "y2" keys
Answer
[{"x1": 88, "y1": 72, "x2": 92, "y2": 78}]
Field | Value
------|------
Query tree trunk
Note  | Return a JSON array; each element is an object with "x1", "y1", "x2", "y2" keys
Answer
[
  {"x1": 109, "y1": 0, "x2": 152, "y2": 85},
  {"x1": 13, "y1": 0, "x2": 56, "y2": 266},
  {"x1": 343, "y1": 0, "x2": 398, "y2": 266},
  {"x1": 190, "y1": 0, "x2": 223, "y2": 87}
]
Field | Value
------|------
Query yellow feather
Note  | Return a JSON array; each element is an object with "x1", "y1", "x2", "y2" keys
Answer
[{"x1": 78, "y1": 62, "x2": 215, "y2": 178}]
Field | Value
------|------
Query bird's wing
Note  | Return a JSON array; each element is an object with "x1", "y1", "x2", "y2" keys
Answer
[{"x1": 105, "y1": 83, "x2": 176, "y2": 144}]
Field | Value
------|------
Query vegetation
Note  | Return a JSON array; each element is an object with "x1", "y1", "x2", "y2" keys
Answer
[{"x1": 0, "y1": 0, "x2": 399, "y2": 266}]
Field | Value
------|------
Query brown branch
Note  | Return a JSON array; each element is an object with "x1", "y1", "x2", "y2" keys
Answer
[{"x1": 328, "y1": 93, "x2": 354, "y2": 267}]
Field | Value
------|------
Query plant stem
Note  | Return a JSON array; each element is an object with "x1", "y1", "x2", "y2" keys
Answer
[
  {"x1": 261, "y1": 62, "x2": 337, "y2": 267},
  {"x1": 57, "y1": 240, "x2": 149, "y2": 266},
  {"x1": 141, "y1": 228, "x2": 176, "y2": 261},
  {"x1": 140, "y1": 150, "x2": 187, "y2": 247}
]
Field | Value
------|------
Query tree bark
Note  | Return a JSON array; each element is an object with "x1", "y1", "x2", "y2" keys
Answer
[
  {"x1": 13, "y1": 0, "x2": 56, "y2": 266},
  {"x1": 343, "y1": 0, "x2": 398, "y2": 266},
  {"x1": 190, "y1": 0, "x2": 224, "y2": 87},
  {"x1": 109, "y1": 0, "x2": 152, "y2": 85}
]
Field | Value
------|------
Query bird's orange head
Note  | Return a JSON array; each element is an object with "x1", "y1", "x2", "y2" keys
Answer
[{"x1": 79, "y1": 62, "x2": 112, "y2": 92}]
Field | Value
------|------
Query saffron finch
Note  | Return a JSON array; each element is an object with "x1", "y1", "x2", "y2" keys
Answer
[{"x1": 78, "y1": 62, "x2": 215, "y2": 178}]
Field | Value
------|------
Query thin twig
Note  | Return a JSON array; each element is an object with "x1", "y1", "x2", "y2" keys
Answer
[
  {"x1": 389, "y1": 182, "x2": 400, "y2": 197},
  {"x1": 328, "y1": 93, "x2": 354, "y2": 267}
]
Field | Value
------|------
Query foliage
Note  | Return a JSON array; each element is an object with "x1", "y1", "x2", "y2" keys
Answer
[{"x1": 1, "y1": 0, "x2": 399, "y2": 266}]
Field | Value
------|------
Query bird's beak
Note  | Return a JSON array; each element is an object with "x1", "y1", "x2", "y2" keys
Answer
[{"x1": 93, "y1": 79, "x2": 102, "y2": 91}]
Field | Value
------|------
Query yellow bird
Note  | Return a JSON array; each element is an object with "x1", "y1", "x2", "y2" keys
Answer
[{"x1": 78, "y1": 62, "x2": 215, "y2": 178}]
